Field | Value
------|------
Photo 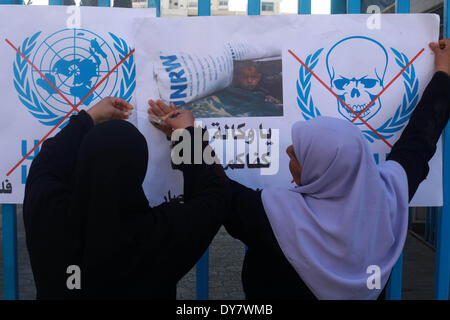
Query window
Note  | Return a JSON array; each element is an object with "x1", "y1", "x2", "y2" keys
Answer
[{"x1": 261, "y1": 1, "x2": 274, "y2": 12}]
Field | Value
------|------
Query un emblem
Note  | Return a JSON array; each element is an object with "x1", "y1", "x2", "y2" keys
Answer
[
  {"x1": 13, "y1": 29, "x2": 135, "y2": 128},
  {"x1": 296, "y1": 36, "x2": 419, "y2": 144}
]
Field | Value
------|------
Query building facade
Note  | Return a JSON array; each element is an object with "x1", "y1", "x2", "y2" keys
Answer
[{"x1": 159, "y1": 0, "x2": 283, "y2": 16}]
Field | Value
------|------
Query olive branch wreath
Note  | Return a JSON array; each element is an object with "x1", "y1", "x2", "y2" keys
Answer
[
  {"x1": 13, "y1": 31, "x2": 136, "y2": 128},
  {"x1": 296, "y1": 47, "x2": 419, "y2": 143}
]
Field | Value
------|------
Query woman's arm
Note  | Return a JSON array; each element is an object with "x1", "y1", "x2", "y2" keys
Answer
[
  {"x1": 221, "y1": 179, "x2": 264, "y2": 246},
  {"x1": 387, "y1": 40, "x2": 450, "y2": 201},
  {"x1": 23, "y1": 98, "x2": 133, "y2": 287},
  {"x1": 23, "y1": 97, "x2": 134, "y2": 241},
  {"x1": 148, "y1": 100, "x2": 279, "y2": 251},
  {"x1": 148, "y1": 101, "x2": 232, "y2": 282},
  {"x1": 164, "y1": 129, "x2": 232, "y2": 282},
  {"x1": 25, "y1": 97, "x2": 133, "y2": 190},
  {"x1": 23, "y1": 109, "x2": 95, "y2": 285}
]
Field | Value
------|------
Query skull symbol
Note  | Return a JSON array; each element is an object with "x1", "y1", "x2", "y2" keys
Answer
[{"x1": 326, "y1": 36, "x2": 388, "y2": 124}]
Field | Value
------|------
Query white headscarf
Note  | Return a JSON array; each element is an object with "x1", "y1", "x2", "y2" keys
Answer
[{"x1": 261, "y1": 117, "x2": 409, "y2": 300}]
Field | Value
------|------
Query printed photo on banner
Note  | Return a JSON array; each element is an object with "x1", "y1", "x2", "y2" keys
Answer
[
  {"x1": 184, "y1": 58, "x2": 283, "y2": 118},
  {"x1": 153, "y1": 39, "x2": 284, "y2": 118}
]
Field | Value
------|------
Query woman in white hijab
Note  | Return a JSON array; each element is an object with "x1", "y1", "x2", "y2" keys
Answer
[
  {"x1": 150, "y1": 40, "x2": 450, "y2": 300},
  {"x1": 222, "y1": 40, "x2": 450, "y2": 300}
]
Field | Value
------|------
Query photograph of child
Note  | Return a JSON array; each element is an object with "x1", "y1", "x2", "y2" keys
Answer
[{"x1": 183, "y1": 58, "x2": 283, "y2": 118}]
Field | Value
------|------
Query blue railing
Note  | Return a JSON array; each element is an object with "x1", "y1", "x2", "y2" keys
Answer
[{"x1": 1, "y1": 0, "x2": 449, "y2": 301}]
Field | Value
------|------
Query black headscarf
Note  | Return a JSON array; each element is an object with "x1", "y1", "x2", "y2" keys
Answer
[{"x1": 64, "y1": 120, "x2": 150, "y2": 298}]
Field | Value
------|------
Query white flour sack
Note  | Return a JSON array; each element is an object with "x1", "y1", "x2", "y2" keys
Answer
[
  {"x1": 154, "y1": 45, "x2": 234, "y2": 106},
  {"x1": 227, "y1": 40, "x2": 281, "y2": 61}
]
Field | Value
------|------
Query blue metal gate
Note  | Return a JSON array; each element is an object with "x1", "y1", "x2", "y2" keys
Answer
[{"x1": 1, "y1": 0, "x2": 449, "y2": 301}]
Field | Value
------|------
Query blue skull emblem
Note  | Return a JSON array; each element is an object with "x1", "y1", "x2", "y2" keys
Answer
[{"x1": 326, "y1": 36, "x2": 389, "y2": 124}]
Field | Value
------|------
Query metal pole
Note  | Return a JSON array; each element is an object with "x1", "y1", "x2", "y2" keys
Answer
[
  {"x1": 248, "y1": 0, "x2": 260, "y2": 15},
  {"x1": 2, "y1": 204, "x2": 19, "y2": 300},
  {"x1": 347, "y1": 0, "x2": 361, "y2": 14},
  {"x1": 331, "y1": 0, "x2": 346, "y2": 14},
  {"x1": 0, "y1": 0, "x2": 22, "y2": 4},
  {"x1": 434, "y1": 0, "x2": 450, "y2": 300},
  {"x1": 198, "y1": 0, "x2": 211, "y2": 16},
  {"x1": 193, "y1": 0, "x2": 212, "y2": 301},
  {"x1": 196, "y1": 249, "x2": 209, "y2": 300},
  {"x1": 97, "y1": 0, "x2": 110, "y2": 7},
  {"x1": 0, "y1": 0, "x2": 22, "y2": 304},
  {"x1": 395, "y1": 0, "x2": 410, "y2": 13},
  {"x1": 384, "y1": 0, "x2": 412, "y2": 301},
  {"x1": 147, "y1": 0, "x2": 160, "y2": 17},
  {"x1": 298, "y1": 0, "x2": 311, "y2": 15}
]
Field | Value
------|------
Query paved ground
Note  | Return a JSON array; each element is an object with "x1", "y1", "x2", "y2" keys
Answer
[{"x1": 0, "y1": 205, "x2": 445, "y2": 300}]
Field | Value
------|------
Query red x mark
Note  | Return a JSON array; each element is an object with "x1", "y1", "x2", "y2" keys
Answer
[
  {"x1": 5, "y1": 38, "x2": 135, "y2": 177},
  {"x1": 288, "y1": 48, "x2": 424, "y2": 149}
]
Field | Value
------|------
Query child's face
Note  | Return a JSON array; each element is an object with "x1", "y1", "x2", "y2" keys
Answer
[{"x1": 238, "y1": 66, "x2": 261, "y2": 90}]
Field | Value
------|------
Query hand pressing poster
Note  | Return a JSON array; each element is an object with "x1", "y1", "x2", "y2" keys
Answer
[
  {"x1": 133, "y1": 14, "x2": 441, "y2": 207},
  {"x1": 0, "y1": 5, "x2": 155, "y2": 204}
]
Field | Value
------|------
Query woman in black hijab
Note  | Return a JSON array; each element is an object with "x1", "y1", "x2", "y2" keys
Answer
[{"x1": 23, "y1": 97, "x2": 230, "y2": 299}]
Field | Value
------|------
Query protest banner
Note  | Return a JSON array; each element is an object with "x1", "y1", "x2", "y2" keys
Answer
[
  {"x1": 133, "y1": 14, "x2": 441, "y2": 207},
  {"x1": 0, "y1": 5, "x2": 155, "y2": 203}
]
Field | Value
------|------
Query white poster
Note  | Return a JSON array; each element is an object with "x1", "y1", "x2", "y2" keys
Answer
[
  {"x1": 134, "y1": 14, "x2": 442, "y2": 207},
  {"x1": 0, "y1": 5, "x2": 155, "y2": 204}
]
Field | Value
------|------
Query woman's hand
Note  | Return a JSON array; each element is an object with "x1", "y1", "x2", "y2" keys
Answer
[
  {"x1": 430, "y1": 39, "x2": 450, "y2": 76},
  {"x1": 148, "y1": 99, "x2": 177, "y2": 137},
  {"x1": 87, "y1": 97, "x2": 133, "y2": 125},
  {"x1": 148, "y1": 99, "x2": 195, "y2": 134},
  {"x1": 164, "y1": 110, "x2": 195, "y2": 130}
]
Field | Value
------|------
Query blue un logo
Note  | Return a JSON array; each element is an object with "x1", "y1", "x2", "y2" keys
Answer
[
  {"x1": 295, "y1": 36, "x2": 420, "y2": 145},
  {"x1": 13, "y1": 29, "x2": 135, "y2": 128}
]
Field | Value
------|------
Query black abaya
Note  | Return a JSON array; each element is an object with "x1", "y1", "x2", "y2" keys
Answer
[{"x1": 23, "y1": 113, "x2": 230, "y2": 299}]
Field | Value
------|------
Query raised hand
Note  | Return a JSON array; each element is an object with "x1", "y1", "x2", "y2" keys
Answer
[
  {"x1": 148, "y1": 99, "x2": 178, "y2": 137},
  {"x1": 148, "y1": 99, "x2": 195, "y2": 134},
  {"x1": 163, "y1": 109, "x2": 195, "y2": 130},
  {"x1": 87, "y1": 97, "x2": 133, "y2": 125},
  {"x1": 430, "y1": 39, "x2": 450, "y2": 75}
]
